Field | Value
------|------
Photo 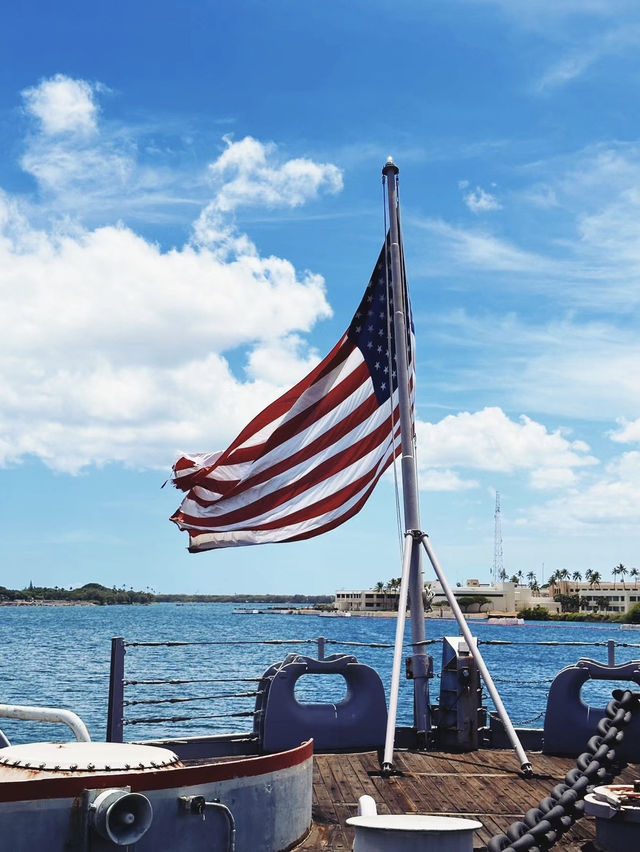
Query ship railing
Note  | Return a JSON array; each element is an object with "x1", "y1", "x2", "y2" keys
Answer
[
  {"x1": 106, "y1": 635, "x2": 394, "y2": 743},
  {"x1": 106, "y1": 635, "x2": 640, "y2": 743}
]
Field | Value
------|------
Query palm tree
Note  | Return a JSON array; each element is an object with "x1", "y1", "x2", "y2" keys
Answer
[
  {"x1": 585, "y1": 569, "x2": 593, "y2": 584},
  {"x1": 558, "y1": 568, "x2": 570, "y2": 582},
  {"x1": 589, "y1": 571, "x2": 601, "y2": 588},
  {"x1": 572, "y1": 571, "x2": 582, "y2": 583},
  {"x1": 630, "y1": 568, "x2": 639, "y2": 588},
  {"x1": 618, "y1": 564, "x2": 628, "y2": 589},
  {"x1": 374, "y1": 581, "x2": 384, "y2": 592},
  {"x1": 526, "y1": 571, "x2": 536, "y2": 588}
]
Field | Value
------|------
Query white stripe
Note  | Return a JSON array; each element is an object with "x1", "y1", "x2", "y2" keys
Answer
[
  {"x1": 226, "y1": 338, "x2": 359, "y2": 453},
  {"x1": 187, "y1": 441, "x2": 398, "y2": 549},
  {"x1": 188, "y1": 393, "x2": 398, "y2": 518},
  {"x1": 179, "y1": 423, "x2": 400, "y2": 531},
  {"x1": 193, "y1": 366, "x2": 375, "y2": 502}
]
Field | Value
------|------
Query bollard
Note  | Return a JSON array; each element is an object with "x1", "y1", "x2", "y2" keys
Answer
[{"x1": 347, "y1": 798, "x2": 482, "y2": 852}]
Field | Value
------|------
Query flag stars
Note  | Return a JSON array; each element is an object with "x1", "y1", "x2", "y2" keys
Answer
[{"x1": 374, "y1": 362, "x2": 380, "y2": 370}]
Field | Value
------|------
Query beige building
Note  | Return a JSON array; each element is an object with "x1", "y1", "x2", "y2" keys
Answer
[
  {"x1": 552, "y1": 580, "x2": 640, "y2": 615},
  {"x1": 335, "y1": 579, "x2": 560, "y2": 615}
]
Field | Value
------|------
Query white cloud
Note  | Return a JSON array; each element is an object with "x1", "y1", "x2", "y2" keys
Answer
[
  {"x1": 22, "y1": 75, "x2": 100, "y2": 136},
  {"x1": 417, "y1": 218, "x2": 552, "y2": 274},
  {"x1": 0, "y1": 213, "x2": 334, "y2": 472},
  {"x1": 208, "y1": 135, "x2": 343, "y2": 212},
  {"x1": 533, "y1": 26, "x2": 640, "y2": 92},
  {"x1": 610, "y1": 418, "x2": 640, "y2": 444},
  {"x1": 414, "y1": 407, "x2": 596, "y2": 491},
  {"x1": 524, "y1": 451, "x2": 640, "y2": 530},
  {"x1": 194, "y1": 136, "x2": 343, "y2": 253},
  {"x1": 418, "y1": 468, "x2": 479, "y2": 492},
  {"x1": 462, "y1": 186, "x2": 502, "y2": 214},
  {"x1": 465, "y1": 0, "x2": 637, "y2": 25},
  {"x1": 0, "y1": 77, "x2": 346, "y2": 474},
  {"x1": 425, "y1": 311, "x2": 640, "y2": 423}
]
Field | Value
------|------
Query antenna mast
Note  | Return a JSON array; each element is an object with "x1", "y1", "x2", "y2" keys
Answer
[{"x1": 493, "y1": 492, "x2": 504, "y2": 584}]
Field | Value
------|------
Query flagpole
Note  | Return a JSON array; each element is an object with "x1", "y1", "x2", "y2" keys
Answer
[
  {"x1": 381, "y1": 159, "x2": 532, "y2": 778},
  {"x1": 382, "y1": 532, "x2": 414, "y2": 770},
  {"x1": 382, "y1": 159, "x2": 431, "y2": 758}
]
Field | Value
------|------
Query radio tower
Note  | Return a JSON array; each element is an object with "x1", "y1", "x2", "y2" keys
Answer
[{"x1": 493, "y1": 492, "x2": 504, "y2": 584}]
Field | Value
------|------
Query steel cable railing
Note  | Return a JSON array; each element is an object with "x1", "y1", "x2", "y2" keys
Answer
[{"x1": 107, "y1": 636, "x2": 640, "y2": 741}]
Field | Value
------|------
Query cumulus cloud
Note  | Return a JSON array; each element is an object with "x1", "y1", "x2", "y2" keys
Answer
[
  {"x1": 208, "y1": 135, "x2": 343, "y2": 212},
  {"x1": 461, "y1": 185, "x2": 502, "y2": 214},
  {"x1": 194, "y1": 135, "x2": 343, "y2": 253},
  {"x1": 0, "y1": 76, "x2": 346, "y2": 474},
  {"x1": 0, "y1": 215, "x2": 333, "y2": 472},
  {"x1": 414, "y1": 407, "x2": 596, "y2": 492},
  {"x1": 524, "y1": 451, "x2": 640, "y2": 531},
  {"x1": 610, "y1": 418, "x2": 640, "y2": 444},
  {"x1": 22, "y1": 74, "x2": 100, "y2": 136}
]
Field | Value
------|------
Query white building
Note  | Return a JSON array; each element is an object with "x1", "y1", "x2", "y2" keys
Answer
[
  {"x1": 335, "y1": 579, "x2": 560, "y2": 615},
  {"x1": 552, "y1": 580, "x2": 640, "y2": 615}
]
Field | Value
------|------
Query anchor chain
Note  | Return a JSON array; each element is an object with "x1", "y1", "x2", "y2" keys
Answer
[{"x1": 487, "y1": 689, "x2": 640, "y2": 852}]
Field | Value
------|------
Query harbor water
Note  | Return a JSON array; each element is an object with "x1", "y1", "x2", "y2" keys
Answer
[{"x1": 1, "y1": 603, "x2": 638, "y2": 744}]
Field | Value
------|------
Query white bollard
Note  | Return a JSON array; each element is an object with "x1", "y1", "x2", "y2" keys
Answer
[
  {"x1": 347, "y1": 812, "x2": 482, "y2": 852},
  {"x1": 357, "y1": 796, "x2": 378, "y2": 817}
]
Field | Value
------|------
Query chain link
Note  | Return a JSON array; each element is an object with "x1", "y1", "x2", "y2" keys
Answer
[{"x1": 487, "y1": 689, "x2": 640, "y2": 852}]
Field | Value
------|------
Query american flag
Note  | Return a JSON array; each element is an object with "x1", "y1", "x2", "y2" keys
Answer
[{"x1": 170, "y1": 239, "x2": 414, "y2": 552}]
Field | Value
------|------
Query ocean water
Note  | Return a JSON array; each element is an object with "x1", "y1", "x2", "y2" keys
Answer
[{"x1": 1, "y1": 603, "x2": 638, "y2": 745}]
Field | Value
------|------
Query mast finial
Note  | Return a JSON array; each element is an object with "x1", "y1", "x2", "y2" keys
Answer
[{"x1": 382, "y1": 156, "x2": 399, "y2": 176}]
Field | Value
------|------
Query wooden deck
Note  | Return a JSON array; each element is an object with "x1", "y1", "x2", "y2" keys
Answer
[{"x1": 297, "y1": 748, "x2": 640, "y2": 850}]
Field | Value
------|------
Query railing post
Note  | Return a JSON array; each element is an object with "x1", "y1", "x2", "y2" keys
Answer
[
  {"x1": 317, "y1": 637, "x2": 326, "y2": 660},
  {"x1": 106, "y1": 637, "x2": 125, "y2": 742},
  {"x1": 608, "y1": 640, "x2": 616, "y2": 666}
]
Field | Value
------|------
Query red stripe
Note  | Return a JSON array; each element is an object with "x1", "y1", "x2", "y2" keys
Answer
[
  {"x1": 215, "y1": 358, "x2": 370, "y2": 469},
  {"x1": 246, "y1": 435, "x2": 399, "y2": 532},
  {"x1": 176, "y1": 417, "x2": 400, "y2": 528},
  {"x1": 284, "y1": 446, "x2": 401, "y2": 542},
  {"x1": 0, "y1": 740, "x2": 313, "y2": 803},
  {"x1": 172, "y1": 338, "x2": 354, "y2": 492},
  {"x1": 192, "y1": 393, "x2": 384, "y2": 508},
  {"x1": 213, "y1": 338, "x2": 353, "y2": 463}
]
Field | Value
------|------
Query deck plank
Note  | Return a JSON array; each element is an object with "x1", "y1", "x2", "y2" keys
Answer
[{"x1": 297, "y1": 749, "x2": 640, "y2": 851}]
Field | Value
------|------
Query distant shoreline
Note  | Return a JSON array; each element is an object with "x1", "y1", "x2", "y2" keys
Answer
[
  {"x1": 0, "y1": 584, "x2": 334, "y2": 607},
  {"x1": 0, "y1": 600, "x2": 97, "y2": 607}
]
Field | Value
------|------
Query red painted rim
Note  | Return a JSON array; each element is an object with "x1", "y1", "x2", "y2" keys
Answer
[{"x1": 0, "y1": 740, "x2": 313, "y2": 803}]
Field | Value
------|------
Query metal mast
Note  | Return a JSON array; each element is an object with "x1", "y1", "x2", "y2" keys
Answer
[
  {"x1": 381, "y1": 159, "x2": 430, "y2": 754},
  {"x1": 493, "y1": 492, "x2": 503, "y2": 584},
  {"x1": 380, "y1": 160, "x2": 532, "y2": 777}
]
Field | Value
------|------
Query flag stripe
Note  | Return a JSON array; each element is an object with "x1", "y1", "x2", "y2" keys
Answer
[
  {"x1": 188, "y1": 368, "x2": 390, "y2": 507},
  {"x1": 170, "y1": 236, "x2": 415, "y2": 551},
  {"x1": 174, "y1": 414, "x2": 401, "y2": 528},
  {"x1": 185, "y1": 439, "x2": 401, "y2": 551}
]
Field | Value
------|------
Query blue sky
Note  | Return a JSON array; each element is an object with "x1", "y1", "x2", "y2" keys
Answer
[{"x1": 3, "y1": 0, "x2": 640, "y2": 594}]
